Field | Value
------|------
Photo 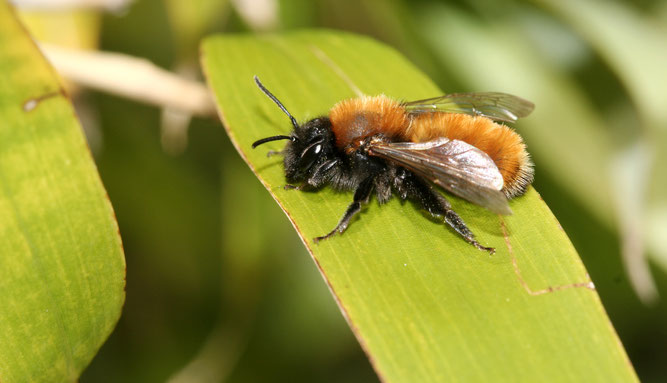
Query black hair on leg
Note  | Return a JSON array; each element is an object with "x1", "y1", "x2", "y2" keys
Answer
[
  {"x1": 314, "y1": 176, "x2": 375, "y2": 243},
  {"x1": 402, "y1": 174, "x2": 495, "y2": 254}
]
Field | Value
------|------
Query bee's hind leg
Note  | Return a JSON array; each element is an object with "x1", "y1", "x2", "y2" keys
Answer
[
  {"x1": 314, "y1": 177, "x2": 374, "y2": 243},
  {"x1": 402, "y1": 175, "x2": 495, "y2": 254}
]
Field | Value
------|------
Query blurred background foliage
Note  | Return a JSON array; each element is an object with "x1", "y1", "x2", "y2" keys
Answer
[{"x1": 11, "y1": 0, "x2": 667, "y2": 381}]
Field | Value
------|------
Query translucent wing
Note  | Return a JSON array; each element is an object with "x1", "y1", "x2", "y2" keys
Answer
[
  {"x1": 368, "y1": 138, "x2": 511, "y2": 214},
  {"x1": 403, "y1": 92, "x2": 534, "y2": 123}
]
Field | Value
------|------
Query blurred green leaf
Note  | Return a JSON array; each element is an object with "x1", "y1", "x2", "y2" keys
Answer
[
  {"x1": 201, "y1": 30, "x2": 637, "y2": 382},
  {"x1": 165, "y1": 0, "x2": 230, "y2": 58},
  {"x1": 0, "y1": 3, "x2": 125, "y2": 382},
  {"x1": 534, "y1": 0, "x2": 667, "y2": 130},
  {"x1": 415, "y1": 4, "x2": 616, "y2": 225},
  {"x1": 533, "y1": 0, "x2": 667, "y2": 295},
  {"x1": 18, "y1": 9, "x2": 102, "y2": 51}
]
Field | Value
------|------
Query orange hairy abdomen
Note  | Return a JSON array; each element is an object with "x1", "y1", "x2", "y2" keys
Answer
[{"x1": 406, "y1": 113, "x2": 530, "y2": 196}]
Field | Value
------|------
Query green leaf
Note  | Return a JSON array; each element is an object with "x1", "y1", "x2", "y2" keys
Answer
[
  {"x1": 0, "y1": 3, "x2": 125, "y2": 382},
  {"x1": 201, "y1": 31, "x2": 637, "y2": 382}
]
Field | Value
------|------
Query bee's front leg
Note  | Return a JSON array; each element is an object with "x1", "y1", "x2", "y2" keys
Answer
[
  {"x1": 313, "y1": 176, "x2": 375, "y2": 243},
  {"x1": 285, "y1": 159, "x2": 340, "y2": 191}
]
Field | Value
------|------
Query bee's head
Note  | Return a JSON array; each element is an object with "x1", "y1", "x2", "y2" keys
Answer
[{"x1": 252, "y1": 76, "x2": 336, "y2": 182}]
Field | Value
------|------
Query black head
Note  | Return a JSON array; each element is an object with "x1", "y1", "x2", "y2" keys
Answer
[{"x1": 252, "y1": 76, "x2": 337, "y2": 182}]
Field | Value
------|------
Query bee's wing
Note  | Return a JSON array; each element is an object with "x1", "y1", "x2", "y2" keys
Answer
[
  {"x1": 368, "y1": 138, "x2": 511, "y2": 214},
  {"x1": 403, "y1": 92, "x2": 534, "y2": 123}
]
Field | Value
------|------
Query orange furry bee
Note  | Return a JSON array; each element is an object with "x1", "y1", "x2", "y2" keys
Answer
[{"x1": 252, "y1": 76, "x2": 534, "y2": 253}]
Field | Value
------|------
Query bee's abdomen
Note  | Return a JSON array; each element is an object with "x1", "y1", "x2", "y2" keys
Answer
[
  {"x1": 408, "y1": 113, "x2": 533, "y2": 198},
  {"x1": 329, "y1": 95, "x2": 409, "y2": 148}
]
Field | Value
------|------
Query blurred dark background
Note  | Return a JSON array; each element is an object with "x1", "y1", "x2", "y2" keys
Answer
[{"x1": 14, "y1": 0, "x2": 667, "y2": 381}]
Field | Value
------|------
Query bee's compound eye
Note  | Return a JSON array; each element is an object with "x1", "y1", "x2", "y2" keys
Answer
[{"x1": 300, "y1": 143, "x2": 323, "y2": 172}]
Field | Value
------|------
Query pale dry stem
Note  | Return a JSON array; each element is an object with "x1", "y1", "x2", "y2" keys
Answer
[{"x1": 40, "y1": 43, "x2": 217, "y2": 117}]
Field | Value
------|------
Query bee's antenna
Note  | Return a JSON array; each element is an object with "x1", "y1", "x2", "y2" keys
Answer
[
  {"x1": 254, "y1": 75, "x2": 300, "y2": 130},
  {"x1": 252, "y1": 135, "x2": 293, "y2": 148}
]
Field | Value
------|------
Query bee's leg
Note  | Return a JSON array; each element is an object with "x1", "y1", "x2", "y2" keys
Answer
[
  {"x1": 266, "y1": 150, "x2": 283, "y2": 157},
  {"x1": 442, "y1": 204, "x2": 496, "y2": 254},
  {"x1": 285, "y1": 159, "x2": 340, "y2": 191},
  {"x1": 314, "y1": 177, "x2": 374, "y2": 243},
  {"x1": 404, "y1": 176, "x2": 495, "y2": 254}
]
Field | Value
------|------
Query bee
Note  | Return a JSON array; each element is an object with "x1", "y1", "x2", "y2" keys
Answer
[{"x1": 251, "y1": 76, "x2": 534, "y2": 253}]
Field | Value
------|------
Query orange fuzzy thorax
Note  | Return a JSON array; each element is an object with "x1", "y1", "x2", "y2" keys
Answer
[
  {"x1": 329, "y1": 95, "x2": 409, "y2": 148},
  {"x1": 329, "y1": 95, "x2": 532, "y2": 198}
]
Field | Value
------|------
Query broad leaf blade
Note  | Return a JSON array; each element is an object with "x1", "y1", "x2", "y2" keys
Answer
[
  {"x1": 0, "y1": 3, "x2": 125, "y2": 381},
  {"x1": 201, "y1": 31, "x2": 637, "y2": 382}
]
